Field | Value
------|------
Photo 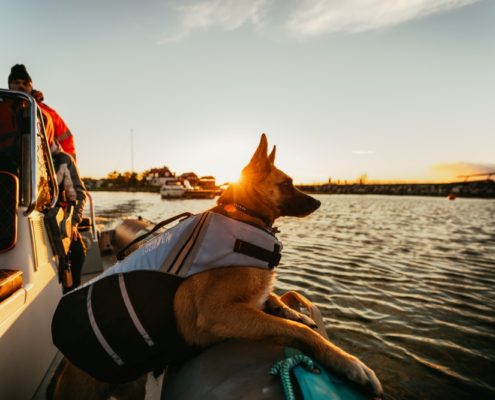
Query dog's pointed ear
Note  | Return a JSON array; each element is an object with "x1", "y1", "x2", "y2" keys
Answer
[
  {"x1": 243, "y1": 133, "x2": 271, "y2": 177},
  {"x1": 251, "y1": 133, "x2": 268, "y2": 164},
  {"x1": 268, "y1": 145, "x2": 276, "y2": 164}
]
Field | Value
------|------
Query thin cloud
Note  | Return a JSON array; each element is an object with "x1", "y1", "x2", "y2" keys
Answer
[
  {"x1": 159, "y1": 0, "x2": 479, "y2": 43},
  {"x1": 159, "y1": 0, "x2": 272, "y2": 43},
  {"x1": 285, "y1": 0, "x2": 479, "y2": 37},
  {"x1": 430, "y1": 162, "x2": 495, "y2": 180}
]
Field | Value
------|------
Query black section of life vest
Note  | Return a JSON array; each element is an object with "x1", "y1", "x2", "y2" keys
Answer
[
  {"x1": 52, "y1": 270, "x2": 196, "y2": 383},
  {"x1": 233, "y1": 239, "x2": 281, "y2": 268}
]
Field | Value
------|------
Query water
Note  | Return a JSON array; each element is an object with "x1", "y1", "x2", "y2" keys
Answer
[{"x1": 89, "y1": 192, "x2": 495, "y2": 399}]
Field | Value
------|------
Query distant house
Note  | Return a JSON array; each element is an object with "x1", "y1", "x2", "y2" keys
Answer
[
  {"x1": 179, "y1": 172, "x2": 199, "y2": 186},
  {"x1": 144, "y1": 166, "x2": 174, "y2": 186},
  {"x1": 198, "y1": 176, "x2": 216, "y2": 189}
]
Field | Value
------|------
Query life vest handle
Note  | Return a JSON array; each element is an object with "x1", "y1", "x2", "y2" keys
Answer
[{"x1": 116, "y1": 212, "x2": 193, "y2": 261}]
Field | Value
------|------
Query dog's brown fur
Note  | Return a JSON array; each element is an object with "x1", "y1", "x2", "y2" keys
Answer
[{"x1": 52, "y1": 134, "x2": 382, "y2": 399}]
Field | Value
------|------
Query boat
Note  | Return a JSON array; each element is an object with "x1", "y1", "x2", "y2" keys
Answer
[
  {"x1": 160, "y1": 178, "x2": 219, "y2": 199},
  {"x1": 0, "y1": 89, "x2": 104, "y2": 399},
  {"x1": 184, "y1": 177, "x2": 220, "y2": 199},
  {"x1": 0, "y1": 89, "x2": 370, "y2": 399},
  {"x1": 182, "y1": 179, "x2": 218, "y2": 199},
  {"x1": 159, "y1": 177, "x2": 187, "y2": 199},
  {"x1": 184, "y1": 189, "x2": 217, "y2": 199}
]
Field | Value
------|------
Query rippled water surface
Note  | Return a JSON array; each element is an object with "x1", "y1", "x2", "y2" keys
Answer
[{"x1": 90, "y1": 192, "x2": 495, "y2": 399}]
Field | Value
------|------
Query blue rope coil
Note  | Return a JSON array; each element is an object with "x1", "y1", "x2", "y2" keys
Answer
[{"x1": 270, "y1": 354, "x2": 316, "y2": 400}]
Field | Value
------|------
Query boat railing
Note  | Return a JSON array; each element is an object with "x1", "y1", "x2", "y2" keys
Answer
[
  {"x1": 85, "y1": 191, "x2": 98, "y2": 243},
  {"x1": 20, "y1": 91, "x2": 37, "y2": 215},
  {"x1": 0, "y1": 90, "x2": 58, "y2": 216}
]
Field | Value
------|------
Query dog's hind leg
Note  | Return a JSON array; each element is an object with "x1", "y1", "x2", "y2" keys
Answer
[
  {"x1": 51, "y1": 359, "x2": 110, "y2": 400},
  {"x1": 51, "y1": 359, "x2": 146, "y2": 400}
]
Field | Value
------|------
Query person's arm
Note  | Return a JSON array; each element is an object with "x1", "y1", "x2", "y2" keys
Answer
[
  {"x1": 31, "y1": 89, "x2": 44, "y2": 102},
  {"x1": 54, "y1": 119, "x2": 76, "y2": 161},
  {"x1": 55, "y1": 152, "x2": 86, "y2": 225},
  {"x1": 67, "y1": 156, "x2": 86, "y2": 226},
  {"x1": 39, "y1": 102, "x2": 77, "y2": 160}
]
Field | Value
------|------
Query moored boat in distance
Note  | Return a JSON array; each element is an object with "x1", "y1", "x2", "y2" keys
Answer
[
  {"x1": 184, "y1": 188, "x2": 217, "y2": 199},
  {"x1": 159, "y1": 177, "x2": 187, "y2": 199},
  {"x1": 160, "y1": 176, "x2": 221, "y2": 199},
  {"x1": 182, "y1": 178, "x2": 218, "y2": 199}
]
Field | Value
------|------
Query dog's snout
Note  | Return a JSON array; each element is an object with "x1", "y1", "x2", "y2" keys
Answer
[
  {"x1": 279, "y1": 193, "x2": 321, "y2": 217},
  {"x1": 309, "y1": 197, "x2": 321, "y2": 213}
]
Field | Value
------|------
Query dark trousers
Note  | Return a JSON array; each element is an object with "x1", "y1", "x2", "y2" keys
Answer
[{"x1": 65, "y1": 230, "x2": 87, "y2": 291}]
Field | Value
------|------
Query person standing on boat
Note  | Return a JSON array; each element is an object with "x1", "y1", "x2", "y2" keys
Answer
[
  {"x1": 5, "y1": 66, "x2": 55, "y2": 154},
  {"x1": 8, "y1": 64, "x2": 77, "y2": 160},
  {"x1": 51, "y1": 139, "x2": 87, "y2": 292},
  {"x1": 8, "y1": 64, "x2": 86, "y2": 291}
]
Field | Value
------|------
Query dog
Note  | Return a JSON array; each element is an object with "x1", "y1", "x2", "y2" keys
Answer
[{"x1": 51, "y1": 134, "x2": 382, "y2": 399}]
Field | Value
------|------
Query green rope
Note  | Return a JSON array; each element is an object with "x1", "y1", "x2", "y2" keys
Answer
[{"x1": 270, "y1": 354, "x2": 315, "y2": 400}]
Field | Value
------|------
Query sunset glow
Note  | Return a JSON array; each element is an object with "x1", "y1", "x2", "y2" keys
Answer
[{"x1": 2, "y1": 1, "x2": 493, "y2": 184}]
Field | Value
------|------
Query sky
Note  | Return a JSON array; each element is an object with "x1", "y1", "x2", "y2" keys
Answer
[{"x1": 2, "y1": 0, "x2": 494, "y2": 184}]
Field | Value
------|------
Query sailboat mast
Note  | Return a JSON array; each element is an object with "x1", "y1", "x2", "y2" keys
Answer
[{"x1": 130, "y1": 128, "x2": 134, "y2": 172}]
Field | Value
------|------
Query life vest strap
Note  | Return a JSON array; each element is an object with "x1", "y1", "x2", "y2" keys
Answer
[
  {"x1": 117, "y1": 212, "x2": 193, "y2": 260},
  {"x1": 233, "y1": 239, "x2": 281, "y2": 268}
]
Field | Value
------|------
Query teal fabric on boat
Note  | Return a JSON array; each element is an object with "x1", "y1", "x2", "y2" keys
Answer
[{"x1": 282, "y1": 348, "x2": 368, "y2": 400}]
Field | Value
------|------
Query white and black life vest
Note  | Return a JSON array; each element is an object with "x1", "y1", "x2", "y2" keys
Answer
[{"x1": 52, "y1": 211, "x2": 282, "y2": 383}]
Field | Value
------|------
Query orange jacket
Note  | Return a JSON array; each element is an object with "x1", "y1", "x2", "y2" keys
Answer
[{"x1": 38, "y1": 102, "x2": 77, "y2": 160}]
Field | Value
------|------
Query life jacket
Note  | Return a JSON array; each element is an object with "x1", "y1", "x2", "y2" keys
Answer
[
  {"x1": 38, "y1": 102, "x2": 76, "y2": 159},
  {"x1": 52, "y1": 211, "x2": 282, "y2": 383}
]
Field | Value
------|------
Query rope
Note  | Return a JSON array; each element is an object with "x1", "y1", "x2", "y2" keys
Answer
[{"x1": 269, "y1": 354, "x2": 316, "y2": 400}]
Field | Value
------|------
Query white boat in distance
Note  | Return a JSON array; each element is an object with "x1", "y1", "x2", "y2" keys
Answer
[
  {"x1": 160, "y1": 178, "x2": 219, "y2": 199},
  {"x1": 160, "y1": 178, "x2": 188, "y2": 199}
]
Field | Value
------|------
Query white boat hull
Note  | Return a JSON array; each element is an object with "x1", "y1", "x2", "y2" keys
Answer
[
  {"x1": 160, "y1": 179, "x2": 187, "y2": 199},
  {"x1": 0, "y1": 210, "x2": 62, "y2": 400},
  {"x1": 160, "y1": 189, "x2": 186, "y2": 198}
]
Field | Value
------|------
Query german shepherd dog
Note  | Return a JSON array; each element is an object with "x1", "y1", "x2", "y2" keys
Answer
[{"x1": 52, "y1": 134, "x2": 383, "y2": 399}]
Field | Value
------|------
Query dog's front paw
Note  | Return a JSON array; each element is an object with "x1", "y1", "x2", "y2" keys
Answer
[
  {"x1": 265, "y1": 304, "x2": 317, "y2": 328},
  {"x1": 341, "y1": 356, "x2": 383, "y2": 398},
  {"x1": 280, "y1": 307, "x2": 317, "y2": 329}
]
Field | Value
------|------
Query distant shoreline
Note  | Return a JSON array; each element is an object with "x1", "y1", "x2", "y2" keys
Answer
[
  {"x1": 89, "y1": 186, "x2": 160, "y2": 193},
  {"x1": 298, "y1": 179, "x2": 495, "y2": 199},
  {"x1": 88, "y1": 179, "x2": 495, "y2": 199}
]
